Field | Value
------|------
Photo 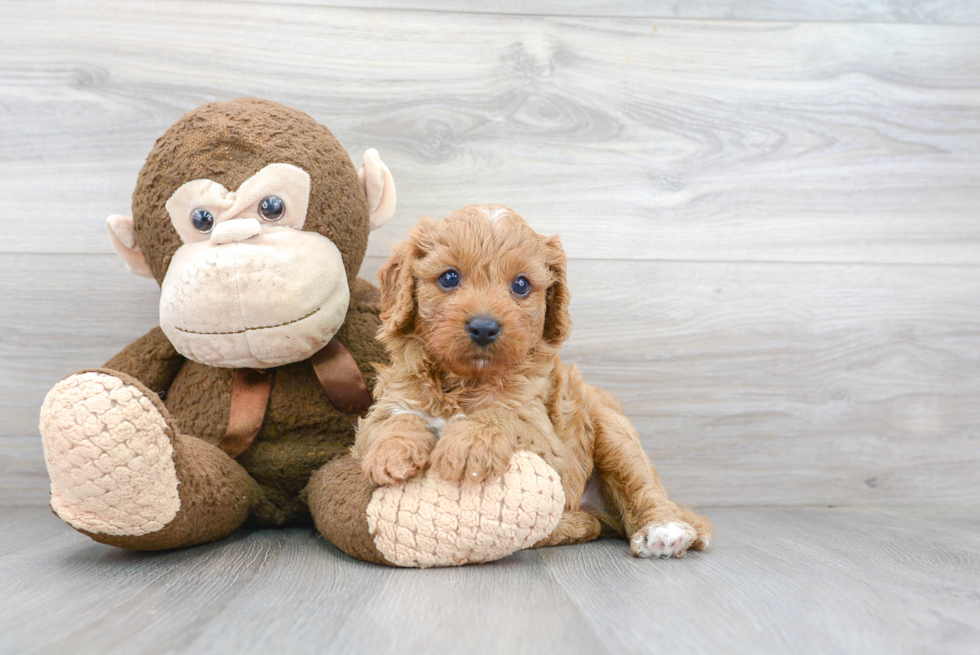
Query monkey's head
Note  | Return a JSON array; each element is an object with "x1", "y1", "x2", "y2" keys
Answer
[{"x1": 107, "y1": 98, "x2": 396, "y2": 369}]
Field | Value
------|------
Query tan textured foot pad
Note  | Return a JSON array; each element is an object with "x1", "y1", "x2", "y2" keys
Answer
[
  {"x1": 366, "y1": 451, "x2": 565, "y2": 567},
  {"x1": 39, "y1": 371, "x2": 180, "y2": 536}
]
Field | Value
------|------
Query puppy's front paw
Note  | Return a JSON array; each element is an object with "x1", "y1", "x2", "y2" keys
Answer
[
  {"x1": 361, "y1": 436, "x2": 433, "y2": 486},
  {"x1": 429, "y1": 420, "x2": 514, "y2": 484},
  {"x1": 631, "y1": 521, "x2": 698, "y2": 558}
]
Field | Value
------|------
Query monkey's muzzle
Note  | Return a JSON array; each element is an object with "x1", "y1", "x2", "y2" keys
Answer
[{"x1": 159, "y1": 229, "x2": 350, "y2": 369}]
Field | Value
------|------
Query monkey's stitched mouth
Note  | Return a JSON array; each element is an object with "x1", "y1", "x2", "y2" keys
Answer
[{"x1": 174, "y1": 307, "x2": 321, "y2": 336}]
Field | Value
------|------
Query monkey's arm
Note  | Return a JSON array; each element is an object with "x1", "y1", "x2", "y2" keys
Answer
[
  {"x1": 336, "y1": 278, "x2": 389, "y2": 395},
  {"x1": 103, "y1": 327, "x2": 186, "y2": 394}
]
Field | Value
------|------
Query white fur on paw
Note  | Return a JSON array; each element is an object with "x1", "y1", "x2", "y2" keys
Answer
[
  {"x1": 39, "y1": 372, "x2": 180, "y2": 536},
  {"x1": 631, "y1": 521, "x2": 696, "y2": 558}
]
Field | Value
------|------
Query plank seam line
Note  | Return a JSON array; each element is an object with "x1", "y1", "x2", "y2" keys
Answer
[
  {"x1": 179, "y1": 0, "x2": 980, "y2": 28},
  {"x1": 7, "y1": 253, "x2": 980, "y2": 269}
]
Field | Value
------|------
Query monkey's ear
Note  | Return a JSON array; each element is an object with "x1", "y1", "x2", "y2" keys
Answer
[
  {"x1": 358, "y1": 148, "x2": 396, "y2": 231},
  {"x1": 106, "y1": 214, "x2": 154, "y2": 278}
]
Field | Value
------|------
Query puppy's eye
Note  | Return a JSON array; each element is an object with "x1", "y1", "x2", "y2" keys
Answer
[
  {"x1": 438, "y1": 270, "x2": 460, "y2": 290},
  {"x1": 258, "y1": 196, "x2": 285, "y2": 221},
  {"x1": 511, "y1": 275, "x2": 531, "y2": 297}
]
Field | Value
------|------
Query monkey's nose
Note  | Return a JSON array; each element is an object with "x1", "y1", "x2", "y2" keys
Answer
[
  {"x1": 466, "y1": 317, "x2": 500, "y2": 347},
  {"x1": 210, "y1": 218, "x2": 261, "y2": 244}
]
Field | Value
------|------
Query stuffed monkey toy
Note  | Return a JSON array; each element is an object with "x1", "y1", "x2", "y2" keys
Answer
[{"x1": 39, "y1": 98, "x2": 563, "y2": 564}]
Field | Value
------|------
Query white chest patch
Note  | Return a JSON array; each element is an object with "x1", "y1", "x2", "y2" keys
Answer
[{"x1": 388, "y1": 402, "x2": 466, "y2": 440}]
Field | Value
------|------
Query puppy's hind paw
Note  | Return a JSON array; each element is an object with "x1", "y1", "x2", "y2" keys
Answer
[{"x1": 630, "y1": 521, "x2": 697, "y2": 558}]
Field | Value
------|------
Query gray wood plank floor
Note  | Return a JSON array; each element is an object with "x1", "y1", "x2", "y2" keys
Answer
[{"x1": 2, "y1": 505, "x2": 978, "y2": 654}]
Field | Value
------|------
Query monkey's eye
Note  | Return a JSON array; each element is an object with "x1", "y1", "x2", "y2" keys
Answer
[
  {"x1": 511, "y1": 275, "x2": 531, "y2": 297},
  {"x1": 437, "y1": 270, "x2": 460, "y2": 290},
  {"x1": 191, "y1": 209, "x2": 215, "y2": 233},
  {"x1": 258, "y1": 196, "x2": 285, "y2": 221}
]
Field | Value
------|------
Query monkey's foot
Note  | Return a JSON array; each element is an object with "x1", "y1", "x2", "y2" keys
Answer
[
  {"x1": 367, "y1": 451, "x2": 565, "y2": 567},
  {"x1": 39, "y1": 370, "x2": 180, "y2": 536},
  {"x1": 309, "y1": 451, "x2": 565, "y2": 568}
]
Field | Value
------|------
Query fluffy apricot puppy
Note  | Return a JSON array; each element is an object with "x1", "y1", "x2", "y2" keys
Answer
[{"x1": 354, "y1": 205, "x2": 712, "y2": 557}]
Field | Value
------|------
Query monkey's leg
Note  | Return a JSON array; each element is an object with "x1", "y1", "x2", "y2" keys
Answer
[
  {"x1": 591, "y1": 401, "x2": 712, "y2": 558},
  {"x1": 40, "y1": 370, "x2": 262, "y2": 551},
  {"x1": 306, "y1": 454, "x2": 393, "y2": 566},
  {"x1": 307, "y1": 451, "x2": 566, "y2": 567}
]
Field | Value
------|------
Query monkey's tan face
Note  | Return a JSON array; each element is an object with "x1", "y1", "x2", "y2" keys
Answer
[{"x1": 158, "y1": 164, "x2": 349, "y2": 369}]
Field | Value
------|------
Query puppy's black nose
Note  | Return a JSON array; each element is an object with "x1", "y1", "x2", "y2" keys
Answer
[{"x1": 467, "y1": 317, "x2": 500, "y2": 346}]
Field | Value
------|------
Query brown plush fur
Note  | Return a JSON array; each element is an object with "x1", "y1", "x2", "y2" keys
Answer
[
  {"x1": 306, "y1": 454, "x2": 389, "y2": 566},
  {"x1": 101, "y1": 281, "x2": 388, "y2": 538},
  {"x1": 354, "y1": 206, "x2": 712, "y2": 556},
  {"x1": 133, "y1": 98, "x2": 369, "y2": 287},
  {"x1": 58, "y1": 99, "x2": 389, "y2": 549}
]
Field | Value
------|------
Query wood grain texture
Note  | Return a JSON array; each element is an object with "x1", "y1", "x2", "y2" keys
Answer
[
  {"x1": 218, "y1": 0, "x2": 980, "y2": 24},
  {"x1": 2, "y1": 1, "x2": 979, "y2": 507},
  {"x1": 0, "y1": 437, "x2": 52, "y2": 506},
  {"x1": 0, "y1": 506, "x2": 65, "y2": 557},
  {"x1": 1, "y1": 505, "x2": 978, "y2": 654},
  {"x1": 3, "y1": 3, "x2": 978, "y2": 651},
  {"x1": 2, "y1": 1, "x2": 979, "y2": 264},
  {"x1": 3, "y1": 254, "x2": 978, "y2": 506},
  {"x1": 538, "y1": 506, "x2": 980, "y2": 655}
]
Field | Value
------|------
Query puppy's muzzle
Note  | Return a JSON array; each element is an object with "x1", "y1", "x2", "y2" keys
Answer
[{"x1": 466, "y1": 316, "x2": 500, "y2": 347}]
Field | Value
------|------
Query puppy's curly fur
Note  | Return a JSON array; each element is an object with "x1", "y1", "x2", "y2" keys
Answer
[{"x1": 354, "y1": 205, "x2": 712, "y2": 557}]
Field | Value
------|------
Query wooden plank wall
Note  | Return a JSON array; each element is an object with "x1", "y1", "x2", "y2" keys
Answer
[{"x1": 1, "y1": 0, "x2": 978, "y2": 506}]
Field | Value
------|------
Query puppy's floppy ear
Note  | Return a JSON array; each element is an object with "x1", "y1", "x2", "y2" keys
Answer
[
  {"x1": 543, "y1": 234, "x2": 571, "y2": 346},
  {"x1": 378, "y1": 221, "x2": 428, "y2": 335}
]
